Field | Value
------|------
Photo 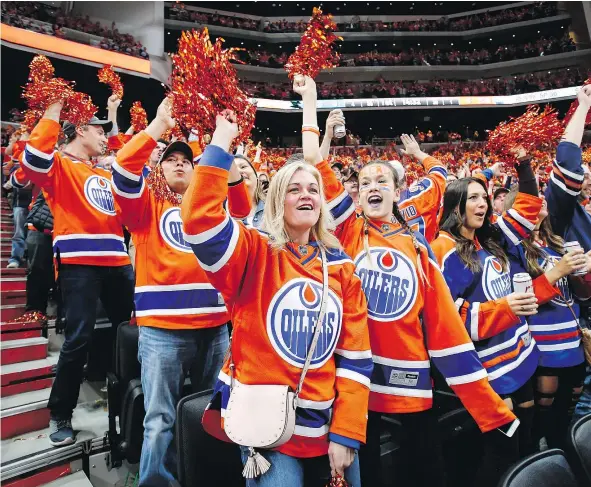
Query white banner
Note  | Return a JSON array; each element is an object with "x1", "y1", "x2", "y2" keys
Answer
[{"x1": 251, "y1": 86, "x2": 579, "y2": 112}]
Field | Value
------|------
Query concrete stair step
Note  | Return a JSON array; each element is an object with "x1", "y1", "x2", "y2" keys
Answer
[
  {"x1": 1, "y1": 353, "x2": 58, "y2": 387},
  {"x1": 0, "y1": 337, "x2": 48, "y2": 365},
  {"x1": 1, "y1": 289, "x2": 27, "y2": 306},
  {"x1": 0, "y1": 387, "x2": 51, "y2": 440},
  {"x1": 1, "y1": 318, "x2": 47, "y2": 333},
  {"x1": 1, "y1": 277, "x2": 27, "y2": 291},
  {"x1": 1, "y1": 303, "x2": 27, "y2": 321},
  {"x1": 1, "y1": 267, "x2": 26, "y2": 277}
]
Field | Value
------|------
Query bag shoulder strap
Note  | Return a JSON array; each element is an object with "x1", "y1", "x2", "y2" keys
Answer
[{"x1": 295, "y1": 246, "x2": 329, "y2": 398}]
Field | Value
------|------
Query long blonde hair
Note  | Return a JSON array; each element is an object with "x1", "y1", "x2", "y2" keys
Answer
[{"x1": 261, "y1": 162, "x2": 341, "y2": 251}]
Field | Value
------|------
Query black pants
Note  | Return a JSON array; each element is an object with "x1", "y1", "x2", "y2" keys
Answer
[
  {"x1": 48, "y1": 264, "x2": 134, "y2": 421},
  {"x1": 25, "y1": 230, "x2": 54, "y2": 313},
  {"x1": 360, "y1": 409, "x2": 446, "y2": 487},
  {"x1": 534, "y1": 363, "x2": 587, "y2": 450}
]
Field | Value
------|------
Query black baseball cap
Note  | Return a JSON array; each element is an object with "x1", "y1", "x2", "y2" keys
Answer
[
  {"x1": 159, "y1": 141, "x2": 194, "y2": 165},
  {"x1": 331, "y1": 162, "x2": 344, "y2": 172},
  {"x1": 62, "y1": 117, "x2": 113, "y2": 140}
]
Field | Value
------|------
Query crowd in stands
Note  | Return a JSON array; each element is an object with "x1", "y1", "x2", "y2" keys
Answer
[
  {"x1": 1, "y1": 1, "x2": 148, "y2": 58},
  {"x1": 261, "y1": 2, "x2": 558, "y2": 33},
  {"x1": 165, "y1": 2, "x2": 559, "y2": 34},
  {"x1": 168, "y1": 4, "x2": 260, "y2": 31},
  {"x1": 243, "y1": 33, "x2": 575, "y2": 68},
  {"x1": 242, "y1": 68, "x2": 587, "y2": 101}
]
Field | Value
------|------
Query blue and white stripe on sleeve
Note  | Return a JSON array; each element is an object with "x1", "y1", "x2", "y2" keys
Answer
[
  {"x1": 328, "y1": 190, "x2": 356, "y2": 226},
  {"x1": 111, "y1": 161, "x2": 145, "y2": 199},
  {"x1": 334, "y1": 348, "x2": 373, "y2": 388},
  {"x1": 23, "y1": 144, "x2": 55, "y2": 173},
  {"x1": 429, "y1": 342, "x2": 488, "y2": 386}
]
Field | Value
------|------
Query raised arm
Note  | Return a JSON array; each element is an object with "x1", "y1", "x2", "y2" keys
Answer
[
  {"x1": 106, "y1": 95, "x2": 120, "y2": 138},
  {"x1": 20, "y1": 102, "x2": 63, "y2": 189},
  {"x1": 293, "y1": 75, "x2": 323, "y2": 166},
  {"x1": 181, "y1": 112, "x2": 254, "y2": 305},
  {"x1": 545, "y1": 86, "x2": 591, "y2": 238},
  {"x1": 398, "y1": 134, "x2": 447, "y2": 239},
  {"x1": 111, "y1": 97, "x2": 175, "y2": 229}
]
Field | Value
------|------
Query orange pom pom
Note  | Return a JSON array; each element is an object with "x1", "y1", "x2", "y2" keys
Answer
[
  {"x1": 486, "y1": 105, "x2": 564, "y2": 162},
  {"x1": 23, "y1": 57, "x2": 98, "y2": 126},
  {"x1": 130, "y1": 101, "x2": 148, "y2": 132},
  {"x1": 285, "y1": 7, "x2": 342, "y2": 79},
  {"x1": 97, "y1": 65, "x2": 124, "y2": 99},
  {"x1": 169, "y1": 28, "x2": 256, "y2": 145},
  {"x1": 28, "y1": 55, "x2": 54, "y2": 84}
]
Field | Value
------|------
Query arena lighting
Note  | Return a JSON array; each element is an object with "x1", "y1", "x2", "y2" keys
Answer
[
  {"x1": 251, "y1": 86, "x2": 579, "y2": 112},
  {"x1": 0, "y1": 23, "x2": 150, "y2": 75}
]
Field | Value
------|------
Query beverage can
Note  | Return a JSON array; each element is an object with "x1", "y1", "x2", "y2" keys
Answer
[
  {"x1": 564, "y1": 241, "x2": 587, "y2": 276},
  {"x1": 333, "y1": 124, "x2": 346, "y2": 139},
  {"x1": 513, "y1": 273, "x2": 533, "y2": 294}
]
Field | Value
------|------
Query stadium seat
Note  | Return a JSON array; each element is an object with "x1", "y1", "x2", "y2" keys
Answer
[
  {"x1": 106, "y1": 321, "x2": 142, "y2": 465},
  {"x1": 438, "y1": 407, "x2": 482, "y2": 487},
  {"x1": 176, "y1": 390, "x2": 243, "y2": 487},
  {"x1": 565, "y1": 414, "x2": 591, "y2": 486},
  {"x1": 498, "y1": 449, "x2": 579, "y2": 487},
  {"x1": 106, "y1": 322, "x2": 196, "y2": 466}
]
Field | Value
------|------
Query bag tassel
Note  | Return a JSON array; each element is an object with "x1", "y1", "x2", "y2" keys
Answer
[{"x1": 242, "y1": 447, "x2": 271, "y2": 479}]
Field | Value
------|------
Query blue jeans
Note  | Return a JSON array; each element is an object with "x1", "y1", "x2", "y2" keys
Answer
[
  {"x1": 138, "y1": 324, "x2": 229, "y2": 487},
  {"x1": 240, "y1": 447, "x2": 361, "y2": 487},
  {"x1": 48, "y1": 264, "x2": 134, "y2": 420},
  {"x1": 9, "y1": 206, "x2": 28, "y2": 265}
]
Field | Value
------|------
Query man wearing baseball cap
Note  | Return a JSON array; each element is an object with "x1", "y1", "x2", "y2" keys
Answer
[
  {"x1": 492, "y1": 186, "x2": 510, "y2": 218},
  {"x1": 16, "y1": 101, "x2": 135, "y2": 447},
  {"x1": 111, "y1": 98, "x2": 250, "y2": 486}
]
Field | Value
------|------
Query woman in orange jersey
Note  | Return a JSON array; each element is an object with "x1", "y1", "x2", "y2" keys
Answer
[
  {"x1": 181, "y1": 110, "x2": 372, "y2": 487},
  {"x1": 296, "y1": 75, "x2": 516, "y2": 487}
]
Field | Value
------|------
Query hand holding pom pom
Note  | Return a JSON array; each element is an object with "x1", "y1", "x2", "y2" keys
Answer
[
  {"x1": 108, "y1": 95, "x2": 121, "y2": 112},
  {"x1": 292, "y1": 75, "x2": 317, "y2": 99},
  {"x1": 156, "y1": 97, "x2": 176, "y2": 131}
]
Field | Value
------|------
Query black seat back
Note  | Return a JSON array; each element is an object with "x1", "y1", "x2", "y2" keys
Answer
[
  {"x1": 566, "y1": 414, "x2": 591, "y2": 486},
  {"x1": 176, "y1": 390, "x2": 243, "y2": 487},
  {"x1": 438, "y1": 408, "x2": 482, "y2": 487},
  {"x1": 498, "y1": 449, "x2": 578, "y2": 487},
  {"x1": 116, "y1": 322, "x2": 141, "y2": 386}
]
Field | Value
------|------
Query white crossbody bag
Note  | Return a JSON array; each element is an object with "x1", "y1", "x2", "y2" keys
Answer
[{"x1": 223, "y1": 247, "x2": 329, "y2": 478}]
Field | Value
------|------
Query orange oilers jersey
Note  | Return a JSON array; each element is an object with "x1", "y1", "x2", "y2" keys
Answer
[
  {"x1": 20, "y1": 119, "x2": 130, "y2": 267},
  {"x1": 398, "y1": 156, "x2": 447, "y2": 242},
  {"x1": 181, "y1": 145, "x2": 372, "y2": 457},
  {"x1": 318, "y1": 160, "x2": 515, "y2": 433},
  {"x1": 111, "y1": 132, "x2": 249, "y2": 330}
]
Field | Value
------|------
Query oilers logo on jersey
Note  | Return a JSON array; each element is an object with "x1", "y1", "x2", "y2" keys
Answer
[
  {"x1": 159, "y1": 207, "x2": 192, "y2": 253},
  {"x1": 354, "y1": 248, "x2": 418, "y2": 322},
  {"x1": 482, "y1": 256, "x2": 511, "y2": 301},
  {"x1": 84, "y1": 175, "x2": 116, "y2": 216},
  {"x1": 266, "y1": 278, "x2": 343, "y2": 369}
]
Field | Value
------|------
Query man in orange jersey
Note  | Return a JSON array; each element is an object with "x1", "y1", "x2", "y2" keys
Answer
[
  {"x1": 18, "y1": 101, "x2": 134, "y2": 447},
  {"x1": 111, "y1": 98, "x2": 248, "y2": 487}
]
